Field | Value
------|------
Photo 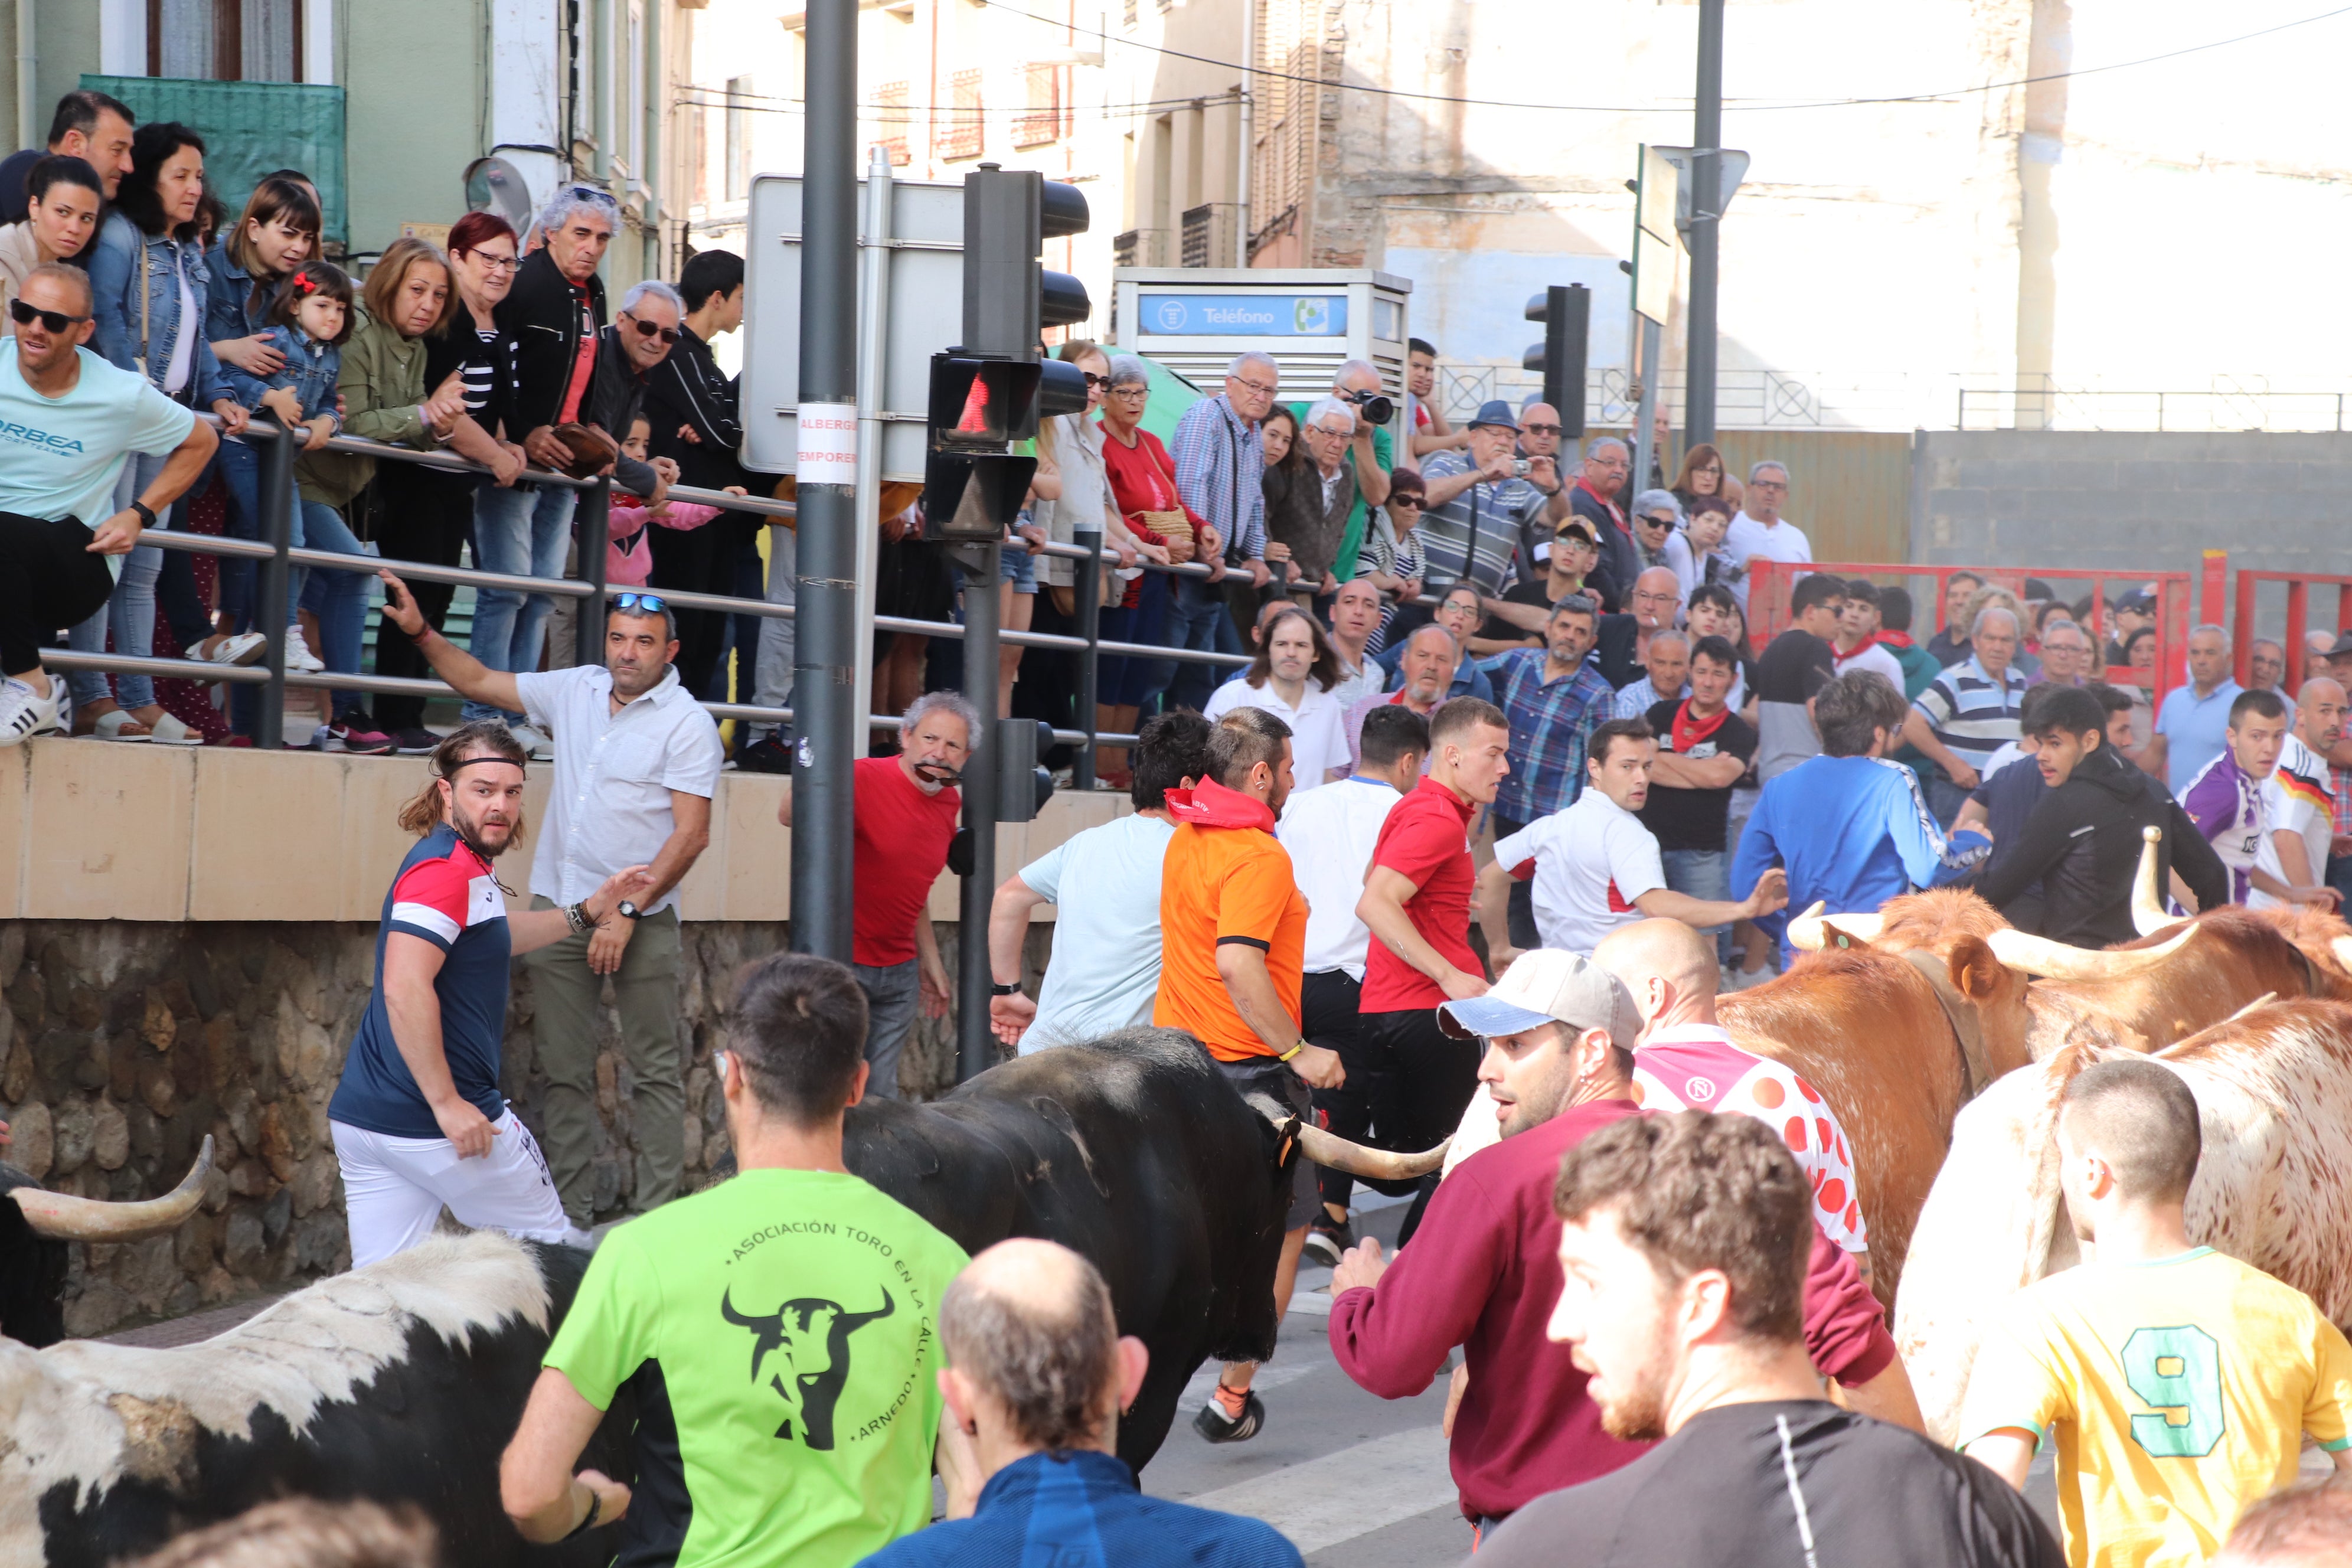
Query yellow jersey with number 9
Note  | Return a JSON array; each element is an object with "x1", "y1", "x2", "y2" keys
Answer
[{"x1": 1957, "y1": 1248, "x2": 2352, "y2": 1568}]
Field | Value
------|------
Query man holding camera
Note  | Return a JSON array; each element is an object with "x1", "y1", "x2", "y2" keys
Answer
[{"x1": 1283, "y1": 360, "x2": 1395, "y2": 587}]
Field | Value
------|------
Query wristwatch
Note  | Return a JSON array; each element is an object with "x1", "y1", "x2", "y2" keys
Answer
[
  {"x1": 616, "y1": 900, "x2": 644, "y2": 921},
  {"x1": 990, "y1": 982, "x2": 1022, "y2": 997},
  {"x1": 128, "y1": 500, "x2": 156, "y2": 528}
]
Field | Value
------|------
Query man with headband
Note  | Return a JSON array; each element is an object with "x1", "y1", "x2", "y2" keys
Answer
[
  {"x1": 779, "y1": 689, "x2": 979, "y2": 1097},
  {"x1": 325, "y1": 721, "x2": 651, "y2": 1268}
]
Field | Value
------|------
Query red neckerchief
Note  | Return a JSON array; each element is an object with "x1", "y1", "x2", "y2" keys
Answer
[
  {"x1": 1877, "y1": 630, "x2": 1917, "y2": 651},
  {"x1": 1574, "y1": 478, "x2": 1628, "y2": 532},
  {"x1": 1671, "y1": 698, "x2": 1732, "y2": 751},
  {"x1": 1832, "y1": 631, "x2": 1880, "y2": 667},
  {"x1": 1162, "y1": 776, "x2": 1276, "y2": 833}
]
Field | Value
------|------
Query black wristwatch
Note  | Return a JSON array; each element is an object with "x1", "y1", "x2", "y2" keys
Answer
[
  {"x1": 128, "y1": 500, "x2": 156, "y2": 528},
  {"x1": 991, "y1": 982, "x2": 1022, "y2": 996},
  {"x1": 616, "y1": 900, "x2": 644, "y2": 921}
]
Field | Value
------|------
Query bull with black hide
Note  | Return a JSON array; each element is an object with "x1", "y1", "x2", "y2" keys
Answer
[{"x1": 2, "y1": 1030, "x2": 1434, "y2": 1564}]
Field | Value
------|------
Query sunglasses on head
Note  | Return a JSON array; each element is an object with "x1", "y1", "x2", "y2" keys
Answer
[
  {"x1": 611, "y1": 593, "x2": 668, "y2": 614},
  {"x1": 9, "y1": 298, "x2": 85, "y2": 332},
  {"x1": 622, "y1": 313, "x2": 680, "y2": 344}
]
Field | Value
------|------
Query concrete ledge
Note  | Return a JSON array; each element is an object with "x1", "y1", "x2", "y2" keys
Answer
[{"x1": 0, "y1": 741, "x2": 1127, "y2": 923}]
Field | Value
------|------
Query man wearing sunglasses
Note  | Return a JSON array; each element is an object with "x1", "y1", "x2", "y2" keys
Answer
[
  {"x1": 377, "y1": 573, "x2": 724, "y2": 1230},
  {"x1": 0, "y1": 263, "x2": 219, "y2": 743}
]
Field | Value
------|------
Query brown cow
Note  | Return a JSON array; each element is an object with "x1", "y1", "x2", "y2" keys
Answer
[
  {"x1": 1723, "y1": 888, "x2": 2036, "y2": 1304},
  {"x1": 1987, "y1": 827, "x2": 2352, "y2": 1057},
  {"x1": 1991, "y1": 907, "x2": 2352, "y2": 1059}
]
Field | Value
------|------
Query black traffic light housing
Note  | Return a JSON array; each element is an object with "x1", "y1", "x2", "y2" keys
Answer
[
  {"x1": 1523, "y1": 285, "x2": 1590, "y2": 442},
  {"x1": 925, "y1": 165, "x2": 1092, "y2": 541}
]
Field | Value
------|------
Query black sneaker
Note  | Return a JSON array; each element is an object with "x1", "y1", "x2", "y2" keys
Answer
[
  {"x1": 1192, "y1": 1388, "x2": 1266, "y2": 1444},
  {"x1": 739, "y1": 734, "x2": 796, "y2": 774},
  {"x1": 389, "y1": 726, "x2": 440, "y2": 756},
  {"x1": 1302, "y1": 1211, "x2": 1355, "y2": 1269}
]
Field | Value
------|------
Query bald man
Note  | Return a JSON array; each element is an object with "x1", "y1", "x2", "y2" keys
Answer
[
  {"x1": 867, "y1": 1239, "x2": 1302, "y2": 1567},
  {"x1": 2255, "y1": 676, "x2": 2348, "y2": 914}
]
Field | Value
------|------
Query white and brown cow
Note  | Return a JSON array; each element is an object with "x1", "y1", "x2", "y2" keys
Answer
[{"x1": 1893, "y1": 998, "x2": 2352, "y2": 1445}]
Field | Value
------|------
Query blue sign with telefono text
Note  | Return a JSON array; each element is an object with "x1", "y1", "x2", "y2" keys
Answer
[{"x1": 1138, "y1": 293, "x2": 1348, "y2": 337}]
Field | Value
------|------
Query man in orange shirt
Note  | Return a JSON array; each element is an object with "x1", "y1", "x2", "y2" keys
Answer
[{"x1": 1156, "y1": 705, "x2": 1345, "y2": 1445}]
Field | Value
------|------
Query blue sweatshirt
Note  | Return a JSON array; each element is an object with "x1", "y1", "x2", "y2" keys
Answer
[{"x1": 1733, "y1": 754, "x2": 1948, "y2": 953}]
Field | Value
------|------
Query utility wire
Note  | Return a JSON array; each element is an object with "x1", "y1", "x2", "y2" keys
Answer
[{"x1": 969, "y1": 0, "x2": 2352, "y2": 117}]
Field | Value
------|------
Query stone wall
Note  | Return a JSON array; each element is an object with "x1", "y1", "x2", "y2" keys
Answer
[{"x1": 1, "y1": 918, "x2": 1042, "y2": 1338}]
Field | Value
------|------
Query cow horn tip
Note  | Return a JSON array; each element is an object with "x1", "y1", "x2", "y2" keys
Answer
[
  {"x1": 2331, "y1": 935, "x2": 2352, "y2": 974},
  {"x1": 2142, "y1": 825, "x2": 2162, "y2": 844}
]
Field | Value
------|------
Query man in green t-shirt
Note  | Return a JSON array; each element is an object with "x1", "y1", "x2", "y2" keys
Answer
[{"x1": 500, "y1": 953, "x2": 969, "y2": 1566}]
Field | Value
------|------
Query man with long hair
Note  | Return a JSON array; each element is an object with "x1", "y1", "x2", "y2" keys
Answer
[
  {"x1": 1203, "y1": 605, "x2": 1349, "y2": 789},
  {"x1": 325, "y1": 723, "x2": 648, "y2": 1268}
]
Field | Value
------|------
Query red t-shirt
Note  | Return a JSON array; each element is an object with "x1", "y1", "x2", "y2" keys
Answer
[
  {"x1": 558, "y1": 284, "x2": 597, "y2": 424},
  {"x1": 851, "y1": 755, "x2": 962, "y2": 967},
  {"x1": 1328, "y1": 1097, "x2": 1896, "y2": 1521},
  {"x1": 1359, "y1": 775, "x2": 1481, "y2": 1012}
]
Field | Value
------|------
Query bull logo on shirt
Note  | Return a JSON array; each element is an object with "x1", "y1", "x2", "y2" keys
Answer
[{"x1": 720, "y1": 1286, "x2": 897, "y2": 1449}]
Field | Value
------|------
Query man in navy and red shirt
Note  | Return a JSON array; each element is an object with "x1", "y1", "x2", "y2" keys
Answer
[
  {"x1": 1327, "y1": 948, "x2": 1907, "y2": 1544},
  {"x1": 1350, "y1": 696, "x2": 1510, "y2": 1243},
  {"x1": 328, "y1": 723, "x2": 648, "y2": 1268},
  {"x1": 779, "y1": 691, "x2": 976, "y2": 1099}
]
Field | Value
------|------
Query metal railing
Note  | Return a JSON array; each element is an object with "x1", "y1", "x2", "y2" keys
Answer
[{"x1": 47, "y1": 417, "x2": 1250, "y2": 768}]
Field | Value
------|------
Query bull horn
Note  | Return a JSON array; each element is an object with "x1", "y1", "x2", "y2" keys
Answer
[
  {"x1": 1789, "y1": 906, "x2": 1884, "y2": 952},
  {"x1": 8, "y1": 1136, "x2": 213, "y2": 1242},
  {"x1": 2132, "y1": 825, "x2": 2188, "y2": 938},
  {"x1": 1987, "y1": 923, "x2": 2200, "y2": 980},
  {"x1": 1786, "y1": 902, "x2": 1830, "y2": 950},
  {"x1": 1247, "y1": 1096, "x2": 1449, "y2": 1182}
]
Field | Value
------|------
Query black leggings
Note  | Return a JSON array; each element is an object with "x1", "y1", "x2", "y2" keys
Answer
[
  {"x1": 1, "y1": 511, "x2": 115, "y2": 675},
  {"x1": 1357, "y1": 1005, "x2": 1485, "y2": 1244},
  {"x1": 370, "y1": 465, "x2": 476, "y2": 731}
]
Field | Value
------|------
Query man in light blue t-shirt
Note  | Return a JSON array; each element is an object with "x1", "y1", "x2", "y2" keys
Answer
[
  {"x1": 2144, "y1": 623, "x2": 2242, "y2": 799},
  {"x1": 0, "y1": 264, "x2": 217, "y2": 744},
  {"x1": 985, "y1": 713, "x2": 1213, "y2": 1053}
]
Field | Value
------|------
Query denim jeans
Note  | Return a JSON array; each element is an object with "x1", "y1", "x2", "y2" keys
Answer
[
  {"x1": 854, "y1": 958, "x2": 919, "y2": 1100},
  {"x1": 1164, "y1": 575, "x2": 1228, "y2": 715},
  {"x1": 466, "y1": 481, "x2": 577, "y2": 722},
  {"x1": 295, "y1": 499, "x2": 374, "y2": 722},
  {"x1": 1661, "y1": 848, "x2": 1731, "y2": 937},
  {"x1": 216, "y1": 435, "x2": 305, "y2": 628},
  {"x1": 67, "y1": 451, "x2": 177, "y2": 711}
]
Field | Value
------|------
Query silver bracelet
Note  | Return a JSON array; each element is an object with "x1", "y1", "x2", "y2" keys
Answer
[{"x1": 563, "y1": 901, "x2": 592, "y2": 935}]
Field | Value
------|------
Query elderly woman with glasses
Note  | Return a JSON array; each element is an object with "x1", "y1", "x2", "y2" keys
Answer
[{"x1": 1095, "y1": 355, "x2": 1200, "y2": 783}]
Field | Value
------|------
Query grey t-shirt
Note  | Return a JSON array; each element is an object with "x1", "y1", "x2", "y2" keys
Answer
[{"x1": 1752, "y1": 629, "x2": 1836, "y2": 783}]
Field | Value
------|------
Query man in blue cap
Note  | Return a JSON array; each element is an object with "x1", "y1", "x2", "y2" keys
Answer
[{"x1": 1417, "y1": 400, "x2": 1555, "y2": 629}]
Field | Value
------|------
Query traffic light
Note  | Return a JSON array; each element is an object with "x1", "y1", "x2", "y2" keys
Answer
[
  {"x1": 1523, "y1": 285, "x2": 1590, "y2": 441},
  {"x1": 994, "y1": 718, "x2": 1056, "y2": 823},
  {"x1": 923, "y1": 164, "x2": 1093, "y2": 540}
]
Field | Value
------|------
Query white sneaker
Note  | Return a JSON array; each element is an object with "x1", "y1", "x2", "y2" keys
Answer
[
  {"x1": 508, "y1": 722, "x2": 554, "y2": 761},
  {"x1": 0, "y1": 675, "x2": 63, "y2": 746},
  {"x1": 203, "y1": 630, "x2": 268, "y2": 667},
  {"x1": 283, "y1": 625, "x2": 325, "y2": 672}
]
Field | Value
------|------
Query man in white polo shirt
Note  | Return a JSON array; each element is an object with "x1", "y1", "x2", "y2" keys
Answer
[
  {"x1": 380, "y1": 576, "x2": 723, "y2": 1226},
  {"x1": 1204, "y1": 604, "x2": 1348, "y2": 789},
  {"x1": 986, "y1": 711, "x2": 1213, "y2": 1051},
  {"x1": 1476, "y1": 716, "x2": 1786, "y2": 961},
  {"x1": 1277, "y1": 702, "x2": 1429, "y2": 1265}
]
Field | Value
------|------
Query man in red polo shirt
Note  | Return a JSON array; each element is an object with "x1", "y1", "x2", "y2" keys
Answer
[
  {"x1": 777, "y1": 690, "x2": 975, "y2": 1098},
  {"x1": 1352, "y1": 696, "x2": 1508, "y2": 1242}
]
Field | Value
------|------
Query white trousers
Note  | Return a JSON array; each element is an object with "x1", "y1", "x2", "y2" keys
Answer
[{"x1": 332, "y1": 1109, "x2": 592, "y2": 1269}]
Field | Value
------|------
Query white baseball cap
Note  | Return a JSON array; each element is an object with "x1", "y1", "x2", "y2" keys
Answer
[{"x1": 1437, "y1": 948, "x2": 1639, "y2": 1046}]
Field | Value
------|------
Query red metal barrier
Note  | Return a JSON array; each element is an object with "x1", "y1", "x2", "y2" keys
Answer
[
  {"x1": 2233, "y1": 571, "x2": 2352, "y2": 692},
  {"x1": 1745, "y1": 560, "x2": 2195, "y2": 703}
]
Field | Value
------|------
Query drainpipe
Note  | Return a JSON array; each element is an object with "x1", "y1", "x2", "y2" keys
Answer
[
  {"x1": 594, "y1": 0, "x2": 615, "y2": 181},
  {"x1": 16, "y1": 0, "x2": 35, "y2": 152},
  {"x1": 1234, "y1": 0, "x2": 1251, "y2": 267},
  {"x1": 642, "y1": 0, "x2": 661, "y2": 276}
]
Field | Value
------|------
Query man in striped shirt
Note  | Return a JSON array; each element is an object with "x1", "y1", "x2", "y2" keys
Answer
[
  {"x1": 2252, "y1": 676, "x2": 2344, "y2": 912},
  {"x1": 1902, "y1": 603, "x2": 2028, "y2": 827},
  {"x1": 1417, "y1": 401, "x2": 1551, "y2": 608}
]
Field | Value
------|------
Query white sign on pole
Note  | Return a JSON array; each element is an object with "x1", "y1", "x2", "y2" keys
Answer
[
  {"x1": 739, "y1": 173, "x2": 966, "y2": 479},
  {"x1": 796, "y1": 402, "x2": 859, "y2": 487}
]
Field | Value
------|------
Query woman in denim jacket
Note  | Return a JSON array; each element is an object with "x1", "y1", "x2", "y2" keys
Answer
[
  {"x1": 205, "y1": 174, "x2": 321, "y2": 655},
  {"x1": 68, "y1": 121, "x2": 250, "y2": 743}
]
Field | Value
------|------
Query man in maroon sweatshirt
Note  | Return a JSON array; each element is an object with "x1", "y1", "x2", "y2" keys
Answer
[{"x1": 1327, "y1": 948, "x2": 1907, "y2": 1537}]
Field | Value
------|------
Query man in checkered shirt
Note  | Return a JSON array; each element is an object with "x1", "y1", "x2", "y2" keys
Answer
[{"x1": 1484, "y1": 594, "x2": 1615, "y2": 950}]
